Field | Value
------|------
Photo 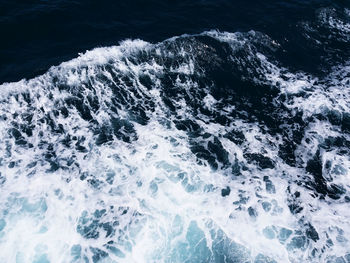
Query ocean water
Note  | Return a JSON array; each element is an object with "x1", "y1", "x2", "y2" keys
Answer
[{"x1": 1, "y1": 1, "x2": 350, "y2": 263}]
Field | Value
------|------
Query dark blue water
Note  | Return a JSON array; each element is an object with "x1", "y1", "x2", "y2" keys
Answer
[
  {"x1": 1, "y1": 1, "x2": 350, "y2": 263},
  {"x1": 1, "y1": 0, "x2": 349, "y2": 83}
]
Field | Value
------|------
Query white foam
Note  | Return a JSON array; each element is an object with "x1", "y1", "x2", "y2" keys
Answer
[{"x1": 0, "y1": 28, "x2": 350, "y2": 263}]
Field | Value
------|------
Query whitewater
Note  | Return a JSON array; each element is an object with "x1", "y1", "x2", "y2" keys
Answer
[{"x1": 1, "y1": 7, "x2": 350, "y2": 263}]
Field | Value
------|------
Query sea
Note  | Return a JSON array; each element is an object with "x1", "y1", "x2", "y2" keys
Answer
[{"x1": 1, "y1": 1, "x2": 350, "y2": 262}]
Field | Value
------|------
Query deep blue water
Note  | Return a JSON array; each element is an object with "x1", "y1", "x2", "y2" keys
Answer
[
  {"x1": 1, "y1": 0, "x2": 349, "y2": 83},
  {"x1": 1, "y1": 1, "x2": 350, "y2": 263}
]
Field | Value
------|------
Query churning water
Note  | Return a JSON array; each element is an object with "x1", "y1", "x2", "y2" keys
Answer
[{"x1": 1, "y1": 2, "x2": 350, "y2": 263}]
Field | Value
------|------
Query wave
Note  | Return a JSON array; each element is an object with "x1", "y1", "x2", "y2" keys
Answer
[{"x1": 0, "y1": 15, "x2": 350, "y2": 263}]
